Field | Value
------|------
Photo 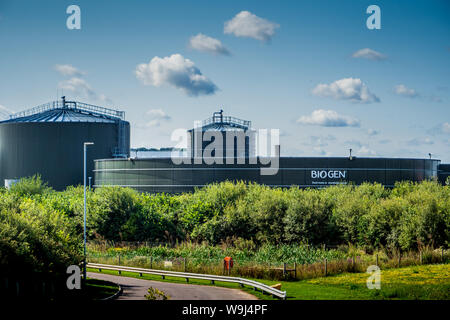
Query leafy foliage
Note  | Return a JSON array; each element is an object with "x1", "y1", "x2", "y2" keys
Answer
[{"x1": 1, "y1": 177, "x2": 449, "y2": 277}]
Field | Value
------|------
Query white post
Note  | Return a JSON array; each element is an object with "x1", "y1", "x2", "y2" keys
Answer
[{"x1": 83, "y1": 142, "x2": 94, "y2": 281}]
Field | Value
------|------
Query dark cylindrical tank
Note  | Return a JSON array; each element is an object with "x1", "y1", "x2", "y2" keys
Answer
[
  {"x1": 94, "y1": 157, "x2": 441, "y2": 194},
  {"x1": 0, "y1": 100, "x2": 130, "y2": 190},
  {"x1": 188, "y1": 111, "x2": 256, "y2": 160}
]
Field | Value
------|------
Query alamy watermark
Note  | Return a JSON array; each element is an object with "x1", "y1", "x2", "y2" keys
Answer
[
  {"x1": 170, "y1": 122, "x2": 280, "y2": 176},
  {"x1": 66, "y1": 265, "x2": 81, "y2": 290},
  {"x1": 366, "y1": 5, "x2": 381, "y2": 30},
  {"x1": 366, "y1": 265, "x2": 381, "y2": 290},
  {"x1": 66, "y1": 5, "x2": 81, "y2": 30}
]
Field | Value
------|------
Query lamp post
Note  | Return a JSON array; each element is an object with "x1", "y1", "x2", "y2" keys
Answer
[{"x1": 83, "y1": 142, "x2": 94, "y2": 281}]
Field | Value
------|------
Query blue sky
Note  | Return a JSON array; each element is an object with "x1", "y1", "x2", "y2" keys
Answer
[{"x1": 0, "y1": 0, "x2": 449, "y2": 161}]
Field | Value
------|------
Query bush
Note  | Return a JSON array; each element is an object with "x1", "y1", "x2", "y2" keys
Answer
[
  {"x1": 2, "y1": 176, "x2": 449, "y2": 254},
  {"x1": 0, "y1": 194, "x2": 81, "y2": 274},
  {"x1": 9, "y1": 175, "x2": 52, "y2": 198}
]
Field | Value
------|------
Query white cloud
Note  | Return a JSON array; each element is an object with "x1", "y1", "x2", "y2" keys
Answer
[
  {"x1": 147, "y1": 108, "x2": 171, "y2": 120},
  {"x1": 146, "y1": 119, "x2": 162, "y2": 127},
  {"x1": 135, "y1": 54, "x2": 218, "y2": 96},
  {"x1": 407, "y1": 137, "x2": 434, "y2": 146},
  {"x1": 367, "y1": 128, "x2": 380, "y2": 136},
  {"x1": 427, "y1": 122, "x2": 450, "y2": 136},
  {"x1": 224, "y1": 11, "x2": 279, "y2": 41},
  {"x1": 54, "y1": 64, "x2": 85, "y2": 77},
  {"x1": 313, "y1": 147, "x2": 328, "y2": 156},
  {"x1": 394, "y1": 84, "x2": 419, "y2": 98},
  {"x1": 345, "y1": 139, "x2": 363, "y2": 148},
  {"x1": 297, "y1": 109, "x2": 360, "y2": 127},
  {"x1": 59, "y1": 77, "x2": 95, "y2": 98},
  {"x1": 442, "y1": 122, "x2": 450, "y2": 134},
  {"x1": 357, "y1": 146, "x2": 377, "y2": 156},
  {"x1": 145, "y1": 108, "x2": 171, "y2": 127},
  {"x1": 312, "y1": 78, "x2": 380, "y2": 103},
  {"x1": 306, "y1": 135, "x2": 336, "y2": 147},
  {"x1": 352, "y1": 48, "x2": 387, "y2": 61},
  {"x1": 58, "y1": 77, "x2": 110, "y2": 103},
  {"x1": 189, "y1": 33, "x2": 230, "y2": 55}
]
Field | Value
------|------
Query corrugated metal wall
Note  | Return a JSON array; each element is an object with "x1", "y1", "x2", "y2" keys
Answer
[
  {"x1": 0, "y1": 121, "x2": 130, "y2": 190},
  {"x1": 94, "y1": 157, "x2": 441, "y2": 193}
]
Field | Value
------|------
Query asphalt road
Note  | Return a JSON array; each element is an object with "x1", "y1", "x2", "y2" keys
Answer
[{"x1": 88, "y1": 272, "x2": 258, "y2": 300}]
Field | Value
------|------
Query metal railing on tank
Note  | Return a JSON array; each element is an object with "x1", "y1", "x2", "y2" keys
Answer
[{"x1": 9, "y1": 99, "x2": 125, "y2": 121}]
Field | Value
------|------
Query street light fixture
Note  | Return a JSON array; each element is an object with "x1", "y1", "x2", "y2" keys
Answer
[{"x1": 83, "y1": 142, "x2": 94, "y2": 281}]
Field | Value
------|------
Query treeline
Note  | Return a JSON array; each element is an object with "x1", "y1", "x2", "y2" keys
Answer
[{"x1": 3, "y1": 176, "x2": 447, "y2": 257}]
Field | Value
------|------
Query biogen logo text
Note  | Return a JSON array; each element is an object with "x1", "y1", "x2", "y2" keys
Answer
[{"x1": 311, "y1": 170, "x2": 346, "y2": 179}]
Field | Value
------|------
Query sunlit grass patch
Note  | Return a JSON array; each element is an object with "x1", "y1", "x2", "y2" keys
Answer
[{"x1": 304, "y1": 264, "x2": 450, "y2": 300}]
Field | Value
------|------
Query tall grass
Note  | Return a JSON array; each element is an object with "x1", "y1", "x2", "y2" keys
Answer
[{"x1": 87, "y1": 241, "x2": 449, "y2": 281}]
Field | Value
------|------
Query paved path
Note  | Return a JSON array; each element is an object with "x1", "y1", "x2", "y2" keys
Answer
[{"x1": 88, "y1": 272, "x2": 258, "y2": 300}]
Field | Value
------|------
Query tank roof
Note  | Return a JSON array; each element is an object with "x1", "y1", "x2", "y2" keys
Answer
[
  {"x1": 189, "y1": 110, "x2": 251, "y2": 132},
  {"x1": 1, "y1": 98, "x2": 125, "y2": 123}
]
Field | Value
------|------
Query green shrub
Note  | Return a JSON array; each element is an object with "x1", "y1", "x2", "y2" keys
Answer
[{"x1": 9, "y1": 174, "x2": 52, "y2": 197}]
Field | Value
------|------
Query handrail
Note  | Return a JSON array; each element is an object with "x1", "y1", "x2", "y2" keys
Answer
[
  {"x1": 202, "y1": 115, "x2": 251, "y2": 129},
  {"x1": 9, "y1": 100, "x2": 125, "y2": 120},
  {"x1": 87, "y1": 262, "x2": 286, "y2": 300}
]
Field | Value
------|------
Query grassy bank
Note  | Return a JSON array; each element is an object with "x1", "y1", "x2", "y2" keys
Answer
[
  {"x1": 88, "y1": 263, "x2": 450, "y2": 300},
  {"x1": 83, "y1": 278, "x2": 120, "y2": 300},
  {"x1": 87, "y1": 241, "x2": 448, "y2": 281}
]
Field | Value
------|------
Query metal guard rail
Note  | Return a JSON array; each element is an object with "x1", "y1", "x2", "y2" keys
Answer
[{"x1": 87, "y1": 263, "x2": 286, "y2": 300}]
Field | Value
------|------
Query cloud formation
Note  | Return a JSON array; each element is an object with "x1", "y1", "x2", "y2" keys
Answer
[
  {"x1": 189, "y1": 33, "x2": 230, "y2": 55},
  {"x1": 352, "y1": 48, "x2": 387, "y2": 61},
  {"x1": 312, "y1": 78, "x2": 380, "y2": 103},
  {"x1": 394, "y1": 84, "x2": 419, "y2": 98},
  {"x1": 224, "y1": 11, "x2": 279, "y2": 41},
  {"x1": 306, "y1": 134, "x2": 336, "y2": 147},
  {"x1": 59, "y1": 77, "x2": 96, "y2": 99},
  {"x1": 58, "y1": 77, "x2": 111, "y2": 103},
  {"x1": 146, "y1": 108, "x2": 171, "y2": 127},
  {"x1": 297, "y1": 109, "x2": 360, "y2": 127},
  {"x1": 135, "y1": 54, "x2": 218, "y2": 96},
  {"x1": 357, "y1": 146, "x2": 377, "y2": 156},
  {"x1": 407, "y1": 137, "x2": 434, "y2": 146},
  {"x1": 54, "y1": 64, "x2": 85, "y2": 77},
  {"x1": 443, "y1": 123, "x2": 450, "y2": 134}
]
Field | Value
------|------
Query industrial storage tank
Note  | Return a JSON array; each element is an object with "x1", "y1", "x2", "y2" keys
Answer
[
  {"x1": 94, "y1": 110, "x2": 443, "y2": 194},
  {"x1": 94, "y1": 156, "x2": 441, "y2": 194},
  {"x1": 188, "y1": 110, "x2": 256, "y2": 160},
  {"x1": 0, "y1": 97, "x2": 130, "y2": 190}
]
